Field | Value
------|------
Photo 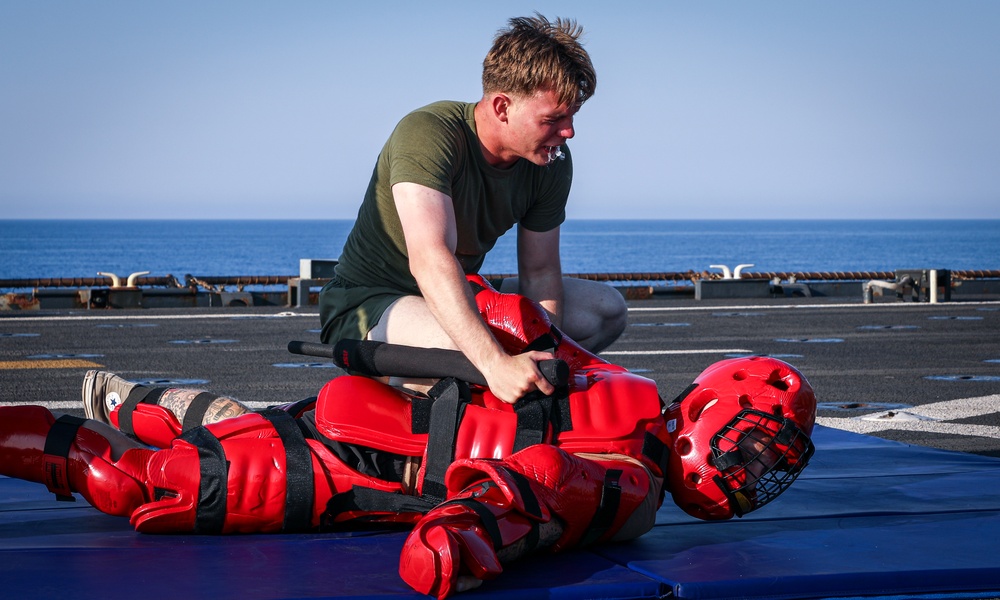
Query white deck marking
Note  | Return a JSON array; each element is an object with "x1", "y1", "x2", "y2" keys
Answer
[
  {"x1": 0, "y1": 312, "x2": 319, "y2": 322},
  {"x1": 602, "y1": 349, "x2": 753, "y2": 356},
  {"x1": 627, "y1": 300, "x2": 1000, "y2": 313},
  {"x1": 818, "y1": 394, "x2": 1000, "y2": 438}
]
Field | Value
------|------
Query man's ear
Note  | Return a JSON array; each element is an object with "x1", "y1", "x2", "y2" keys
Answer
[{"x1": 490, "y1": 93, "x2": 511, "y2": 123}]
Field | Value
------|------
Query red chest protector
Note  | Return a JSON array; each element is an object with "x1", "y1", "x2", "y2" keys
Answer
[
  {"x1": 313, "y1": 365, "x2": 667, "y2": 474},
  {"x1": 312, "y1": 274, "x2": 670, "y2": 500}
]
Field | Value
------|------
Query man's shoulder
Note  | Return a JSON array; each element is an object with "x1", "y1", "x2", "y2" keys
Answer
[
  {"x1": 412, "y1": 100, "x2": 472, "y2": 115},
  {"x1": 401, "y1": 101, "x2": 471, "y2": 126},
  {"x1": 389, "y1": 101, "x2": 475, "y2": 157}
]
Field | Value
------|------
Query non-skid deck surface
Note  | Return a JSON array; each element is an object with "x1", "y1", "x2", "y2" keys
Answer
[{"x1": 2, "y1": 426, "x2": 999, "y2": 599}]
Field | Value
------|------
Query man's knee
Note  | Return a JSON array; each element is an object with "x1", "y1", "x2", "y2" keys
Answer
[
  {"x1": 563, "y1": 279, "x2": 627, "y2": 353},
  {"x1": 592, "y1": 286, "x2": 628, "y2": 351}
]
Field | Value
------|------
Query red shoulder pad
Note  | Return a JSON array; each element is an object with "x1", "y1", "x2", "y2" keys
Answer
[
  {"x1": 314, "y1": 375, "x2": 427, "y2": 456},
  {"x1": 557, "y1": 367, "x2": 666, "y2": 471}
]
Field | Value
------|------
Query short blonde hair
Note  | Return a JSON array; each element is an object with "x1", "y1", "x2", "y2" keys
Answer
[{"x1": 482, "y1": 14, "x2": 596, "y2": 107}]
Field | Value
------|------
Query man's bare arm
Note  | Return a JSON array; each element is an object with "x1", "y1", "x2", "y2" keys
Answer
[
  {"x1": 516, "y1": 224, "x2": 565, "y2": 328},
  {"x1": 392, "y1": 182, "x2": 554, "y2": 402}
]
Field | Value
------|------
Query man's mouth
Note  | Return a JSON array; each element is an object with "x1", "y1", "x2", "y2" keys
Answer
[{"x1": 544, "y1": 145, "x2": 565, "y2": 163}]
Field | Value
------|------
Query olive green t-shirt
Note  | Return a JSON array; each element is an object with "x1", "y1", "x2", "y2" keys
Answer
[{"x1": 334, "y1": 100, "x2": 572, "y2": 294}]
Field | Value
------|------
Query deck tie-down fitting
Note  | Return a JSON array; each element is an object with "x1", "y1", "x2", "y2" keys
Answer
[
  {"x1": 863, "y1": 270, "x2": 951, "y2": 304},
  {"x1": 709, "y1": 264, "x2": 755, "y2": 279},
  {"x1": 96, "y1": 271, "x2": 150, "y2": 289}
]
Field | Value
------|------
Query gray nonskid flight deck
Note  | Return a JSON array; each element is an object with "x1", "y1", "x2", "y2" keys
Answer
[
  {"x1": 1, "y1": 296, "x2": 999, "y2": 457},
  {"x1": 3, "y1": 297, "x2": 1000, "y2": 600}
]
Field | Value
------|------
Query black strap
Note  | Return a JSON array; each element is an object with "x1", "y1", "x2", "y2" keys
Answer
[
  {"x1": 512, "y1": 392, "x2": 573, "y2": 452},
  {"x1": 555, "y1": 395, "x2": 573, "y2": 432},
  {"x1": 448, "y1": 481, "x2": 541, "y2": 553},
  {"x1": 451, "y1": 497, "x2": 503, "y2": 549},
  {"x1": 177, "y1": 426, "x2": 228, "y2": 534},
  {"x1": 579, "y1": 469, "x2": 623, "y2": 546},
  {"x1": 774, "y1": 419, "x2": 799, "y2": 446},
  {"x1": 265, "y1": 396, "x2": 317, "y2": 418},
  {"x1": 420, "y1": 378, "x2": 470, "y2": 503},
  {"x1": 181, "y1": 392, "x2": 217, "y2": 432},
  {"x1": 117, "y1": 387, "x2": 167, "y2": 439},
  {"x1": 712, "y1": 449, "x2": 743, "y2": 471},
  {"x1": 522, "y1": 332, "x2": 559, "y2": 353},
  {"x1": 409, "y1": 397, "x2": 434, "y2": 435},
  {"x1": 503, "y1": 468, "x2": 543, "y2": 520},
  {"x1": 670, "y1": 383, "x2": 699, "y2": 406},
  {"x1": 42, "y1": 415, "x2": 86, "y2": 501},
  {"x1": 467, "y1": 279, "x2": 488, "y2": 295},
  {"x1": 513, "y1": 399, "x2": 548, "y2": 452},
  {"x1": 323, "y1": 486, "x2": 437, "y2": 529},
  {"x1": 642, "y1": 431, "x2": 670, "y2": 476},
  {"x1": 258, "y1": 409, "x2": 315, "y2": 532}
]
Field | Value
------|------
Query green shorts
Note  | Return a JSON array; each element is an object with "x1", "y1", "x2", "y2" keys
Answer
[{"x1": 317, "y1": 274, "x2": 406, "y2": 345}]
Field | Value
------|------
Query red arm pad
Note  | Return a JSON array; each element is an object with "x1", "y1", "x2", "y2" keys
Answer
[
  {"x1": 467, "y1": 274, "x2": 608, "y2": 372},
  {"x1": 556, "y1": 367, "x2": 671, "y2": 477},
  {"x1": 400, "y1": 445, "x2": 658, "y2": 598},
  {"x1": 446, "y1": 445, "x2": 654, "y2": 551},
  {"x1": 398, "y1": 499, "x2": 507, "y2": 599}
]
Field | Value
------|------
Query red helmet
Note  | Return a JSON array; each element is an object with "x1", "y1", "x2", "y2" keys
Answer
[{"x1": 664, "y1": 356, "x2": 816, "y2": 520}]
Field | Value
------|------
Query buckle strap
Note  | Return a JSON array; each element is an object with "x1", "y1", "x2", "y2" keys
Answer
[
  {"x1": 450, "y1": 494, "x2": 504, "y2": 550},
  {"x1": 512, "y1": 394, "x2": 572, "y2": 452},
  {"x1": 579, "y1": 468, "x2": 623, "y2": 546},
  {"x1": 181, "y1": 392, "x2": 217, "y2": 433},
  {"x1": 258, "y1": 409, "x2": 315, "y2": 532},
  {"x1": 447, "y1": 480, "x2": 540, "y2": 552},
  {"x1": 421, "y1": 378, "x2": 470, "y2": 503},
  {"x1": 177, "y1": 426, "x2": 228, "y2": 534},
  {"x1": 323, "y1": 487, "x2": 436, "y2": 529},
  {"x1": 642, "y1": 431, "x2": 669, "y2": 476},
  {"x1": 42, "y1": 415, "x2": 87, "y2": 501},
  {"x1": 117, "y1": 386, "x2": 168, "y2": 439}
]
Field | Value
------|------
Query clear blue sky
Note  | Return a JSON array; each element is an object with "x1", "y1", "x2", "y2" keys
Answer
[{"x1": 2, "y1": 1, "x2": 998, "y2": 220}]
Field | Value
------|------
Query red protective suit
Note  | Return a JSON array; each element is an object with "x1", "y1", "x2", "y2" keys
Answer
[{"x1": 0, "y1": 276, "x2": 668, "y2": 599}]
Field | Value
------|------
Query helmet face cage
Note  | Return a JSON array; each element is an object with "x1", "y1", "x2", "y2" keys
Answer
[{"x1": 709, "y1": 408, "x2": 815, "y2": 517}]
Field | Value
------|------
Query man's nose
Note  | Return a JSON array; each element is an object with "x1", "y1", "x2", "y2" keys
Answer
[{"x1": 560, "y1": 118, "x2": 575, "y2": 139}]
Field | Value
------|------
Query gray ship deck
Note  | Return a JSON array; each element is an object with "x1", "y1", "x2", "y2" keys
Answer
[{"x1": 3, "y1": 295, "x2": 998, "y2": 457}]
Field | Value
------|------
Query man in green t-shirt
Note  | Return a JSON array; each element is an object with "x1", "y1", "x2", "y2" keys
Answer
[{"x1": 319, "y1": 15, "x2": 627, "y2": 404}]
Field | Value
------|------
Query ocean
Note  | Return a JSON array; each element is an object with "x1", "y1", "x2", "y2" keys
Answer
[{"x1": 1, "y1": 219, "x2": 998, "y2": 285}]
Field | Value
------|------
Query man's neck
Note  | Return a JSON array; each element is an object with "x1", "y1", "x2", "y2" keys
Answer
[{"x1": 473, "y1": 100, "x2": 516, "y2": 169}]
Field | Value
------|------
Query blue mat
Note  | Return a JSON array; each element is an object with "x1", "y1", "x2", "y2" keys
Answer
[{"x1": 2, "y1": 426, "x2": 999, "y2": 599}]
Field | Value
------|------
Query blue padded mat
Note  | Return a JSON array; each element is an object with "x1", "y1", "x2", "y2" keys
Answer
[{"x1": 2, "y1": 426, "x2": 999, "y2": 599}]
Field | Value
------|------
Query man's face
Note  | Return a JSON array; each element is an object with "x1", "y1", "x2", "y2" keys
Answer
[
  {"x1": 739, "y1": 434, "x2": 783, "y2": 488},
  {"x1": 503, "y1": 89, "x2": 579, "y2": 167},
  {"x1": 721, "y1": 432, "x2": 781, "y2": 514}
]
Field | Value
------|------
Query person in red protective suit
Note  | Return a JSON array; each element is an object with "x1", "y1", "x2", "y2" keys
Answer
[{"x1": 0, "y1": 277, "x2": 816, "y2": 599}]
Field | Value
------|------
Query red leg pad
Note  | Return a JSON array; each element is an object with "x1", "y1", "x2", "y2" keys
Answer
[
  {"x1": 110, "y1": 402, "x2": 183, "y2": 448},
  {"x1": 131, "y1": 413, "x2": 415, "y2": 534},
  {"x1": 0, "y1": 406, "x2": 154, "y2": 517}
]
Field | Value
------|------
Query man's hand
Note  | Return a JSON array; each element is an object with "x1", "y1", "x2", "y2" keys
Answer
[{"x1": 480, "y1": 351, "x2": 556, "y2": 404}]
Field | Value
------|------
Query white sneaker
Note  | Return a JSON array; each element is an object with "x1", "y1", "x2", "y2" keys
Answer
[{"x1": 82, "y1": 370, "x2": 139, "y2": 423}]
